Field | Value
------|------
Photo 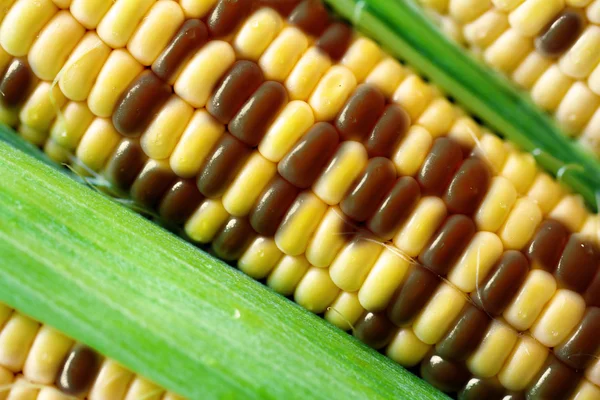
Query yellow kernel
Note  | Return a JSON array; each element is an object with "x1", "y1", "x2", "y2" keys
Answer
[
  {"x1": 329, "y1": 236, "x2": 383, "y2": 292},
  {"x1": 285, "y1": 47, "x2": 332, "y2": 101},
  {"x1": 386, "y1": 328, "x2": 431, "y2": 367},
  {"x1": 0, "y1": 0, "x2": 57, "y2": 56},
  {"x1": 234, "y1": 8, "x2": 283, "y2": 61},
  {"x1": 498, "y1": 335, "x2": 548, "y2": 391},
  {"x1": 295, "y1": 267, "x2": 340, "y2": 314},
  {"x1": 97, "y1": 0, "x2": 155, "y2": 49},
  {"x1": 392, "y1": 125, "x2": 433, "y2": 176},
  {"x1": 467, "y1": 320, "x2": 518, "y2": 378},
  {"x1": 359, "y1": 249, "x2": 411, "y2": 312},
  {"x1": 238, "y1": 237, "x2": 282, "y2": 279},
  {"x1": 413, "y1": 284, "x2": 466, "y2": 345},
  {"x1": 394, "y1": 196, "x2": 447, "y2": 257},
  {"x1": 324, "y1": 292, "x2": 364, "y2": 331},
  {"x1": 341, "y1": 37, "x2": 382, "y2": 82},
  {"x1": 499, "y1": 197, "x2": 543, "y2": 250},
  {"x1": 531, "y1": 289, "x2": 585, "y2": 347},
  {"x1": 259, "y1": 27, "x2": 308, "y2": 82},
  {"x1": 309, "y1": 65, "x2": 357, "y2": 122},
  {"x1": 267, "y1": 255, "x2": 310, "y2": 296}
]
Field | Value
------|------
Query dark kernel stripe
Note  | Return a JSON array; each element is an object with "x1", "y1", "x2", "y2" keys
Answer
[
  {"x1": 212, "y1": 217, "x2": 255, "y2": 261},
  {"x1": 250, "y1": 175, "x2": 299, "y2": 236},
  {"x1": 0, "y1": 58, "x2": 33, "y2": 108},
  {"x1": 536, "y1": 10, "x2": 585, "y2": 59},
  {"x1": 417, "y1": 137, "x2": 463, "y2": 196},
  {"x1": 435, "y1": 304, "x2": 490, "y2": 362},
  {"x1": 458, "y1": 378, "x2": 504, "y2": 400},
  {"x1": 112, "y1": 70, "x2": 172, "y2": 137},
  {"x1": 197, "y1": 133, "x2": 251, "y2": 198},
  {"x1": 159, "y1": 179, "x2": 204, "y2": 225},
  {"x1": 366, "y1": 176, "x2": 421, "y2": 241},
  {"x1": 335, "y1": 84, "x2": 386, "y2": 142},
  {"x1": 207, "y1": 60, "x2": 264, "y2": 124},
  {"x1": 104, "y1": 139, "x2": 148, "y2": 191},
  {"x1": 207, "y1": 0, "x2": 253, "y2": 38},
  {"x1": 555, "y1": 307, "x2": 600, "y2": 370},
  {"x1": 526, "y1": 356, "x2": 581, "y2": 399},
  {"x1": 419, "y1": 214, "x2": 476, "y2": 276},
  {"x1": 354, "y1": 312, "x2": 396, "y2": 350},
  {"x1": 387, "y1": 265, "x2": 440, "y2": 326},
  {"x1": 316, "y1": 22, "x2": 353, "y2": 61},
  {"x1": 2, "y1": 0, "x2": 600, "y2": 397},
  {"x1": 228, "y1": 80, "x2": 288, "y2": 147},
  {"x1": 278, "y1": 122, "x2": 339, "y2": 189},
  {"x1": 340, "y1": 157, "x2": 396, "y2": 222},
  {"x1": 56, "y1": 344, "x2": 101, "y2": 396},
  {"x1": 152, "y1": 19, "x2": 209, "y2": 83},
  {"x1": 288, "y1": 0, "x2": 330, "y2": 36},
  {"x1": 526, "y1": 219, "x2": 569, "y2": 272},
  {"x1": 420, "y1": 352, "x2": 471, "y2": 393},
  {"x1": 365, "y1": 104, "x2": 411, "y2": 158},
  {"x1": 555, "y1": 235, "x2": 600, "y2": 293},
  {"x1": 130, "y1": 161, "x2": 177, "y2": 209},
  {"x1": 471, "y1": 251, "x2": 529, "y2": 316}
]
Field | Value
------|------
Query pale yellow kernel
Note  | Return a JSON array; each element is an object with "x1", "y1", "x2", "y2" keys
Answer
[
  {"x1": 70, "y1": 0, "x2": 112, "y2": 29},
  {"x1": 267, "y1": 255, "x2": 310, "y2": 296},
  {"x1": 449, "y1": 0, "x2": 492, "y2": 23},
  {"x1": 309, "y1": 65, "x2": 357, "y2": 122},
  {"x1": 484, "y1": 29, "x2": 532, "y2": 72},
  {"x1": 560, "y1": 26, "x2": 600, "y2": 79},
  {"x1": 531, "y1": 289, "x2": 586, "y2": 347},
  {"x1": 312, "y1": 141, "x2": 367, "y2": 206},
  {"x1": 97, "y1": 0, "x2": 155, "y2": 49},
  {"x1": 295, "y1": 267, "x2": 340, "y2": 314},
  {"x1": 76, "y1": 118, "x2": 121, "y2": 172},
  {"x1": 499, "y1": 197, "x2": 543, "y2": 250},
  {"x1": 60, "y1": 32, "x2": 111, "y2": 102},
  {"x1": 531, "y1": 65, "x2": 574, "y2": 111},
  {"x1": 556, "y1": 82, "x2": 600, "y2": 135},
  {"x1": 341, "y1": 37, "x2": 382, "y2": 82},
  {"x1": 175, "y1": 40, "x2": 235, "y2": 108},
  {"x1": 325, "y1": 292, "x2": 364, "y2": 331},
  {"x1": 413, "y1": 284, "x2": 466, "y2": 345},
  {"x1": 359, "y1": 249, "x2": 411, "y2": 312},
  {"x1": 305, "y1": 207, "x2": 349, "y2": 269},
  {"x1": 259, "y1": 100, "x2": 314, "y2": 162},
  {"x1": 464, "y1": 10, "x2": 509, "y2": 48},
  {"x1": 498, "y1": 335, "x2": 548, "y2": 391},
  {"x1": 392, "y1": 125, "x2": 433, "y2": 176},
  {"x1": 275, "y1": 191, "x2": 328, "y2": 256},
  {"x1": 88, "y1": 49, "x2": 144, "y2": 118},
  {"x1": 393, "y1": 75, "x2": 434, "y2": 120},
  {"x1": 512, "y1": 51, "x2": 553, "y2": 89},
  {"x1": 285, "y1": 47, "x2": 332, "y2": 101},
  {"x1": 238, "y1": 237, "x2": 282, "y2": 279},
  {"x1": 50, "y1": 102, "x2": 94, "y2": 151},
  {"x1": 365, "y1": 58, "x2": 407, "y2": 99},
  {"x1": 509, "y1": 0, "x2": 564, "y2": 37},
  {"x1": 527, "y1": 173, "x2": 565, "y2": 215},
  {"x1": 394, "y1": 197, "x2": 446, "y2": 257},
  {"x1": 184, "y1": 199, "x2": 229, "y2": 244},
  {"x1": 170, "y1": 110, "x2": 224, "y2": 179},
  {"x1": 501, "y1": 152, "x2": 537, "y2": 194},
  {"x1": 0, "y1": 0, "x2": 57, "y2": 57},
  {"x1": 386, "y1": 328, "x2": 431, "y2": 367},
  {"x1": 127, "y1": 1, "x2": 184, "y2": 66},
  {"x1": 234, "y1": 8, "x2": 283, "y2": 61},
  {"x1": 0, "y1": 313, "x2": 40, "y2": 372},
  {"x1": 222, "y1": 152, "x2": 276, "y2": 217},
  {"x1": 259, "y1": 27, "x2": 308, "y2": 82},
  {"x1": 448, "y1": 231, "x2": 504, "y2": 292},
  {"x1": 467, "y1": 320, "x2": 518, "y2": 378},
  {"x1": 329, "y1": 236, "x2": 383, "y2": 292},
  {"x1": 549, "y1": 195, "x2": 589, "y2": 232},
  {"x1": 23, "y1": 326, "x2": 72, "y2": 385},
  {"x1": 503, "y1": 269, "x2": 557, "y2": 331}
]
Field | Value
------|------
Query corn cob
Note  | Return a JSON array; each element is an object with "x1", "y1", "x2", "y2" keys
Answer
[
  {"x1": 417, "y1": 0, "x2": 600, "y2": 156},
  {"x1": 0, "y1": 0, "x2": 599, "y2": 399},
  {"x1": 0, "y1": 303, "x2": 181, "y2": 400}
]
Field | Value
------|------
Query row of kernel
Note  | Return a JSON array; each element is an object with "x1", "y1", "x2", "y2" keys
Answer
[
  {"x1": 32, "y1": 69, "x2": 600, "y2": 396},
  {"x1": 3, "y1": 0, "x2": 596, "y2": 318},
  {"x1": 4, "y1": 0, "x2": 600, "y2": 382},
  {"x1": 0, "y1": 303, "x2": 183, "y2": 400},
  {"x1": 18, "y1": 78, "x2": 600, "y2": 400},
  {"x1": 419, "y1": 0, "x2": 600, "y2": 153}
]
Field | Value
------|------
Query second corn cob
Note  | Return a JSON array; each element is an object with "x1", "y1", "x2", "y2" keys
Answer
[{"x1": 0, "y1": 0, "x2": 599, "y2": 399}]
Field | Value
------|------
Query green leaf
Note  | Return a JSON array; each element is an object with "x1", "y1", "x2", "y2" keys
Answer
[
  {"x1": 324, "y1": 0, "x2": 600, "y2": 211},
  {"x1": 0, "y1": 130, "x2": 447, "y2": 400}
]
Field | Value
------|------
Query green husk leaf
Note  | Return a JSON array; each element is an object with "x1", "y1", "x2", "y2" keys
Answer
[
  {"x1": 0, "y1": 128, "x2": 447, "y2": 400},
  {"x1": 325, "y1": 0, "x2": 600, "y2": 211}
]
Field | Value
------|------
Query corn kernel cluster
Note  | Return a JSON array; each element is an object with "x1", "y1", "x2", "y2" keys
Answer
[
  {"x1": 0, "y1": 303, "x2": 181, "y2": 400},
  {"x1": 419, "y1": 0, "x2": 600, "y2": 155},
  {"x1": 0, "y1": 0, "x2": 599, "y2": 398}
]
